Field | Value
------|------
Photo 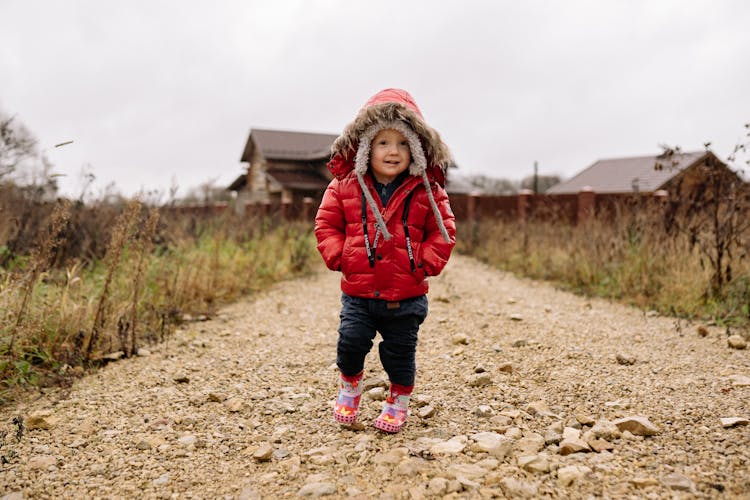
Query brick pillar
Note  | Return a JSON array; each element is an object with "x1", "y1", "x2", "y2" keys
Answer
[
  {"x1": 518, "y1": 189, "x2": 533, "y2": 224},
  {"x1": 577, "y1": 186, "x2": 595, "y2": 224},
  {"x1": 262, "y1": 201, "x2": 272, "y2": 218},
  {"x1": 280, "y1": 201, "x2": 292, "y2": 221},
  {"x1": 653, "y1": 189, "x2": 668, "y2": 202},
  {"x1": 302, "y1": 197, "x2": 314, "y2": 221},
  {"x1": 467, "y1": 191, "x2": 480, "y2": 224},
  {"x1": 467, "y1": 191, "x2": 481, "y2": 249}
]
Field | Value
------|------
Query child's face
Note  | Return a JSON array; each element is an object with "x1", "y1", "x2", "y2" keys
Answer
[{"x1": 370, "y1": 129, "x2": 411, "y2": 184}]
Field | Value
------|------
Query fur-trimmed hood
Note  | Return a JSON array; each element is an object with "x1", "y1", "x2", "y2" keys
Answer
[
  {"x1": 328, "y1": 89, "x2": 451, "y2": 185},
  {"x1": 328, "y1": 89, "x2": 452, "y2": 243}
]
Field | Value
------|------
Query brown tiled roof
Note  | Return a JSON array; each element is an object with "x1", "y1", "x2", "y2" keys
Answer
[
  {"x1": 547, "y1": 151, "x2": 708, "y2": 194},
  {"x1": 240, "y1": 128, "x2": 338, "y2": 162},
  {"x1": 266, "y1": 169, "x2": 329, "y2": 191},
  {"x1": 227, "y1": 174, "x2": 247, "y2": 191}
]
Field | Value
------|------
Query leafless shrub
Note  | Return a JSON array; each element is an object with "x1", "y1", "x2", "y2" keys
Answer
[
  {"x1": 128, "y1": 207, "x2": 159, "y2": 357},
  {"x1": 84, "y1": 200, "x2": 141, "y2": 360},
  {"x1": 657, "y1": 131, "x2": 750, "y2": 297},
  {"x1": 8, "y1": 200, "x2": 71, "y2": 354}
]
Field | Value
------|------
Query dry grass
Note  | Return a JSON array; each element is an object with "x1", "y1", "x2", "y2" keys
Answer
[
  {"x1": 0, "y1": 197, "x2": 317, "y2": 402},
  {"x1": 459, "y1": 205, "x2": 750, "y2": 326}
]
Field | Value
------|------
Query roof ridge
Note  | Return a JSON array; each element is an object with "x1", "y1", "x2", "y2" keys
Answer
[
  {"x1": 594, "y1": 150, "x2": 705, "y2": 163},
  {"x1": 252, "y1": 127, "x2": 338, "y2": 137}
]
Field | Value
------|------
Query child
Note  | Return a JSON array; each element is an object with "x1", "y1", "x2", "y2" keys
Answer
[{"x1": 315, "y1": 88, "x2": 456, "y2": 433}]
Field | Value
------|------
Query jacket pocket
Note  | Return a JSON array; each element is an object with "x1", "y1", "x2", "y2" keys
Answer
[{"x1": 340, "y1": 239, "x2": 353, "y2": 276}]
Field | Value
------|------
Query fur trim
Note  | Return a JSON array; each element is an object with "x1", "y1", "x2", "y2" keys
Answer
[
  {"x1": 354, "y1": 120, "x2": 427, "y2": 177},
  {"x1": 333, "y1": 102, "x2": 451, "y2": 170}
]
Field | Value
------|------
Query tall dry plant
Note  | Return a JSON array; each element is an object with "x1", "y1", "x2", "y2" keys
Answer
[
  {"x1": 84, "y1": 200, "x2": 141, "y2": 361},
  {"x1": 127, "y1": 207, "x2": 159, "y2": 357},
  {"x1": 8, "y1": 200, "x2": 71, "y2": 354},
  {"x1": 658, "y1": 136, "x2": 750, "y2": 297}
]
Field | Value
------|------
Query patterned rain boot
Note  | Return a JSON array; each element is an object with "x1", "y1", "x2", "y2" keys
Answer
[
  {"x1": 333, "y1": 371, "x2": 363, "y2": 425},
  {"x1": 374, "y1": 383, "x2": 413, "y2": 433}
]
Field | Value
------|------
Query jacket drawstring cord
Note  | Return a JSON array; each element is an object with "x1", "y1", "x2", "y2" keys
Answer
[
  {"x1": 361, "y1": 191, "x2": 380, "y2": 268},
  {"x1": 401, "y1": 191, "x2": 417, "y2": 272},
  {"x1": 421, "y1": 173, "x2": 451, "y2": 243},
  {"x1": 356, "y1": 171, "x2": 391, "y2": 240}
]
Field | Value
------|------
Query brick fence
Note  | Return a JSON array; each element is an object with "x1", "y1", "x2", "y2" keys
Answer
[{"x1": 165, "y1": 189, "x2": 669, "y2": 225}]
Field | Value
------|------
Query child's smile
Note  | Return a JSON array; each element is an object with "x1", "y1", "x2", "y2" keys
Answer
[{"x1": 370, "y1": 128, "x2": 411, "y2": 183}]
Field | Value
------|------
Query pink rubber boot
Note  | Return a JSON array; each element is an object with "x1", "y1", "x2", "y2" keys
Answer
[
  {"x1": 374, "y1": 383, "x2": 413, "y2": 433},
  {"x1": 333, "y1": 371, "x2": 363, "y2": 425}
]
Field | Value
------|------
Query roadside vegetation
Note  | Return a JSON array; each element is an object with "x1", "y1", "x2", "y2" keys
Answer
[
  {"x1": 459, "y1": 140, "x2": 750, "y2": 329},
  {"x1": 0, "y1": 191, "x2": 316, "y2": 403},
  {"x1": 458, "y1": 212, "x2": 749, "y2": 326}
]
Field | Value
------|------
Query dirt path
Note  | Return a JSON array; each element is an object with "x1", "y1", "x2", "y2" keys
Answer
[{"x1": 1, "y1": 255, "x2": 749, "y2": 499}]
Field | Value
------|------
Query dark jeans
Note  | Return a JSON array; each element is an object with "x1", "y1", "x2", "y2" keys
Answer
[{"x1": 337, "y1": 293, "x2": 428, "y2": 386}]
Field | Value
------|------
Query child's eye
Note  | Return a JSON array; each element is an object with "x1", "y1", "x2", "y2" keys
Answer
[{"x1": 400, "y1": 141, "x2": 408, "y2": 146}]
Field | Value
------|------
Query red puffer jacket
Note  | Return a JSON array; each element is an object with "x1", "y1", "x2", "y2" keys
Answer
[{"x1": 315, "y1": 171, "x2": 455, "y2": 301}]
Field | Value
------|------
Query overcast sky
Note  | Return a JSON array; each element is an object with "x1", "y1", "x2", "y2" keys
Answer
[{"x1": 1, "y1": 0, "x2": 749, "y2": 198}]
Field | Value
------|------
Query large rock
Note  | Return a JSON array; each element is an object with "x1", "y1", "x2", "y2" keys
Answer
[
  {"x1": 366, "y1": 387, "x2": 386, "y2": 401},
  {"x1": 728, "y1": 374, "x2": 750, "y2": 387},
  {"x1": 27, "y1": 455, "x2": 56, "y2": 470},
  {"x1": 526, "y1": 401, "x2": 558, "y2": 418},
  {"x1": 612, "y1": 416, "x2": 660, "y2": 436},
  {"x1": 513, "y1": 433, "x2": 545, "y2": 455},
  {"x1": 362, "y1": 377, "x2": 388, "y2": 391},
  {"x1": 470, "y1": 432, "x2": 513, "y2": 457},
  {"x1": 452, "y1": 333, "x2": 469, "y2": 345},
  {"x1": 446, "y1": 463, "x2": 488, "y2": 480},
  {"x1": 26, "y1": 411, "x2": 59, "y2": 430},
  {"x1": 253, "y1": 444, "x2": 274, "y2": 462},
  {"x1": 474, "y1": 405, "x2": 493, "y2": 417},
  {"x1": 372, "y1": 448, "x2": 409, "y2": 465},
  {"x1": 544, "y1": 427, "x2": 562, "y2": 445},
  {"x1": 468, "y1": 373, "x2": 492, "y2": 387},
  {"x1": 662, "y1": 472, "x2": 695, "y2": 492},
  {"x1": 630, "y1": 476, "x2": 659, "y2": 488},
  {"x1": 720, "y1": 417, "x2": 749, "y2": 428},
  {"x1": 427, "y1": 477, "x2": 448, "y2": 495},
  {"x1": 498, "y1": 478, "x2": 538, "y2": 498},
  {"x1": 418, "y1": 405, "x2": 436, "y2": 418},
  {"x1": 590, "y1": 419, "x2": 621, "y2": 440},
  {"x1": 559, "y1": 428, "x2": 591, "y2": 455},
  {"x1": 557, "y1": 465, "x2": 592, "y2": 486},
  {"x1": 727, "y1": 335, "x2": 747, "y2": 349},
  {"x1": 394, "y1": 458, "x2": 425, "y2": 476},
  {"x1": 517, "y1": 454, "x2": 550, "y2": 473},
  {"x1": 297, "y1": 482, "x2": 336, "y2": 497},
  {"x1": 430, "y1": 436, "x2": 467, "y2": 455}
]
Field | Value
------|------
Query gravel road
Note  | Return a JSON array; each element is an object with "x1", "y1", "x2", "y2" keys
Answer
[{"x1": 1, "y1": 255, "x2": 748, "y2": 499}]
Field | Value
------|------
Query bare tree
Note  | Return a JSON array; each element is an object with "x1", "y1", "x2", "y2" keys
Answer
[
  {"x1": 0, "y1": 111, "x2": 38, "y2": 180},
  {"x1": 464, "y1": 174, "x2": 518, "y2": 195},
  {"x1": 179, "y1": 177, "x2": 232, "y2": 204},
  {"x1": 520, "y1": 174, "x2": 561, "y2": 194},
  {"x1": 658, "y1": 125, "x2": 750, "y2": 296}
]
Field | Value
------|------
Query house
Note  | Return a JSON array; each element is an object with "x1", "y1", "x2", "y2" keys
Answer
[
  {"x1": 546, "y1": 150, "x2": 735, "y2": 195},
  {"x1": 227, "y1": 128, "x2": 338, "y2": 212},
  {"x1": 228, "y1": 128, "x2": 464, "y2": 214}
]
